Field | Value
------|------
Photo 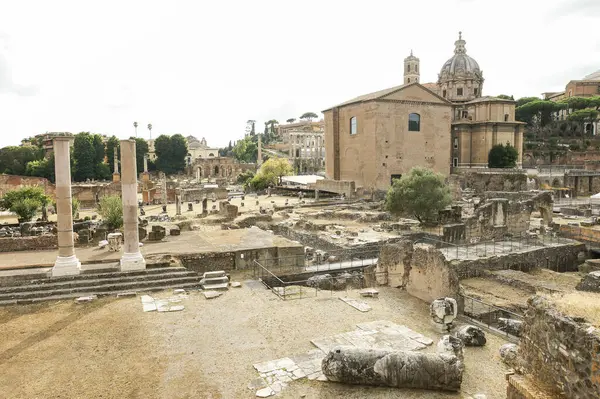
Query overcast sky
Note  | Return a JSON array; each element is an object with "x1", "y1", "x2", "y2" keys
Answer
[{"x1": 0, "y1": 0, "x2": 598, "y2": 149}]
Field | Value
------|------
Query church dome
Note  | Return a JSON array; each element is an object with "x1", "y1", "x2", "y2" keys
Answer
[{"x1": 439, "y1": 32, "x2": 482, "y2": 80}]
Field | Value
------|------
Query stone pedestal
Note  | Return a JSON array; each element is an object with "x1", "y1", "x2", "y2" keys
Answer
[
  {"x1": 52, "y1": 135, "x2": 81, "y2": 277},
  {"x1": 142, "y1": 172, "x2": 150, "y2": 182},
  {"x1": 120, "y1": 139, "x2": 146, "y2": 271},
  {"x1": 112, "y1": 172, "x2": 120, "y2": 183}
]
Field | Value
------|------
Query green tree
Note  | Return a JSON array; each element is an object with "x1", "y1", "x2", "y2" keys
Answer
[
  {"x1": 154, "y1": 134, "x2": 188, "y2": 174},
  {"x1": 0, "y1": 186, "x2": 50, "y2": 222},
  {"x1": 98, "y1": 195, "x2": 123, "y2": 229},
  {"x1": 515, "y1": 100, "x2": 559, "y2": 130},
  {"x1": 568, "y1": 108, "x2": 599, "y2": 143},
  {"x1": 246, "y1": 120, "x2": 256, "y2": 135},
  {"x1": 92, "y1": 134, "x2": 105, "y2": 164},
  {"x1": 25, "y1": 158, "x2": 52, "y2": 180},
  {"x1": 147, "y1": 123, "x2": 153, "y2": 139},
  {"x1": 258, "y1": 157, "x2": 292, "y2": 185},
  {"x1": 286, "y1": 118, "x2": 296, "y2": 124},
  {"x1": 72, "y1": 132, "x2": 97, "y2": 181},
  {"x1": 0, "y1": 146, "x2": 43, "y2": 175},
  {"x1": 488, "y1": 143, "x2": 518, "y2": 168},
  {"x1": 516, "y1": 97, "x2": 540, "y2": 107},
  {"x1": 236, "y1": 170, "x2": 255, "y2": 186},
  {"x1": 384, "y1": 167, "x2": 451, "y2": 224},
  {"x1": 496, "y1": 94, "x2": 514, "y2": 100},
  {"x1": 300, "y1": 112, "x2": 318, "y2": 121},
  {"x1": 105, "y1": 136, "x2": 120, "y2": 173},
  {"x1": 232, "y1": 136, "x2": 258, "y2": 163}
]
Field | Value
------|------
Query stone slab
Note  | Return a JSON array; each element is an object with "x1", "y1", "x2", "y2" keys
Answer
[
  {"x1": 203, "y1": 290, "x2": 222, "y2": 299},
  {"x1": 339, "y1": 296, "x2": 372, "y2": 312},
  {"x1": 202, "y1": 283, "x2": 229, "y2": 291}
]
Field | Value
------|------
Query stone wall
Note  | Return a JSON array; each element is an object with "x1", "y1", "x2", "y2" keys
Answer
[
  {"x1": 516, "y1": 296, "x2": 600, "y2": 398},
  {"x1": 72, "y1": 182, "x2": 122, "y2": 207},
  {"x1": 0, "y1": 235, "x2": 57, "y2": 252},
  {"x1": 463, "y1": 191, "x2": 553, "y2": 240},
  {"x1": 453, "y1": 241, "x2": 586, "y2": 279},
  {"x1": 0, "y1": 175, "x2": 55, "y2": 199},
  {"x1": 313, "y1": 179, "x2": 355, "y2": 197},
  {"x1": 448, "y1": 171, "x2": 528, "y2": 195},
  {"x1": 376, "y1": 241, "x2": 460, "y2": 304},
  {"x1": 181, "y1": 187, "x2": 228, "y2": 202}
]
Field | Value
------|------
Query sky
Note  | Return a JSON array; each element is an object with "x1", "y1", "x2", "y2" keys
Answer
[{"x1": 0, "y1": 0, "x2": 599, "y2": 149}]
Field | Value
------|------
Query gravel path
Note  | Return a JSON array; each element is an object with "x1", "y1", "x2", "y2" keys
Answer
[{"x1": 0, "y1": 280, "x2": 510, "y2": 398}]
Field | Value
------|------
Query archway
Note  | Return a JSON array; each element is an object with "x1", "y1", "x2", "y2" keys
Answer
[{"x1": 214, "y1": 165, "x2": 219, "y2": 176}]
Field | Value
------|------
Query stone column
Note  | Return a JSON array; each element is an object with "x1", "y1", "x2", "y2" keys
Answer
[
  {"x1": 257, "y1": 134, "x2": 263, "y2": 166},
  {"x1": 142, "y1": 154, "x2": 150, "y2": 182},
  {"x1": 119, "y1": 139, "x2": 146, "y2": 271},
  {"x1": 196, "y1": 167, "x2": 200, "y2": 183},
  {"x1": 112, "y1": 147, "x2": 120, "y2": 183},
  {"x1": 52, "y1": 135, "x2": 81, "y2": 277},
  {"x1": 175, "y1": 192, "x2": 182, "y2": 216}
]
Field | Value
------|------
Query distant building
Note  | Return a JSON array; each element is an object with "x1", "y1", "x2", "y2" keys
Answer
[
  {"x1": 277, "y1": 120, "x2": 324, "y2": 144},
  {"x1": 289, "y1": 131, "x2": 325, "y2": 174},
  {"x1": 543, "y1": 69, "x2": 600, "y2": 135},
  {"x1": 21, "y1": 133, "x2": 54, "y2": 158},
  {"x1": 323, "y1": 32, "x2": 525, "y2": 191}
]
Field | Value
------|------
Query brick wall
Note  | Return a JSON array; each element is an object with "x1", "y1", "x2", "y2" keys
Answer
[{"x1": 0, "y1": 175, "x2": 55, "y2": 199}]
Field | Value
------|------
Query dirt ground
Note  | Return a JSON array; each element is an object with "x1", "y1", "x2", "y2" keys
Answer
[{"x1": 0, "y1": 280, "x2": 510, "y2": 399}]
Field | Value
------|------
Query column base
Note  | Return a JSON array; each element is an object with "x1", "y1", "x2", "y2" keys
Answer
[
  {"x1": 52, "y1": 255, "x2": 81, "y2": 277},
  {"x1": 120, "y1": 251, "x2": 146, "y2": 271}
]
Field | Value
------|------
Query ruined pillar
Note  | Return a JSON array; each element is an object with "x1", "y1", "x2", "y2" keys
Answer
[
  {"x1": 142, "y1": 153, "x2": 149, "y2": 182},
  {"x1": 175, "y1": 192, "x2": 181, "y2": 215},
  {"x1": 196, "y1": 167, "x2": 200, "y2": 183},
  {"x1": 257, "y1": 133, "x2": 263, "y2": 166},
  {"x1": 112, "y1": 147, "x2": 120, "y2": 183},
  {"x1": 161, "y1": 176, "x2": 167, "y2": 205},
  {"x1": 52, "y1": 135, "x2": 81, "y2": 277},
  {"x1": 315, "y1": 189, "x2": 319, "y2": 201},
  {"x1": 119, "y1": 139, "x2": 146, "y2": 271}
]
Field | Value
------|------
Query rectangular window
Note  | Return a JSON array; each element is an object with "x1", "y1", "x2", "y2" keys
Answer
[
  {"x1": 390, "y1": 174, "x2": 402, "y2": 185},
  {"x1": 415, "y1": 65, "x2": 418, "y2": 73},
  {"x1": 453, "y1": 158, "x2": 458, "y2": 167},
  {"x1": 350, "y1": 117, "x2": 357, "y2": 135},
  {"x1": 453, "y1": 138, "x2": 458, "y2": 149},
  {"x1": 474, "y1": 88, "x2": 478, "y2": 96},
  {"x1": 443, "y1": 89, "x2": 447, "y2": 98},
  {"x1": 457, "y1": 88, "x2": 463, "y2": 96},
  {"x1": 408, "y1": 113, "x2": 420, "y2": 132}
]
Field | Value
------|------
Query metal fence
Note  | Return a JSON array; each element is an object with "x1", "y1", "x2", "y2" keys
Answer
[
  {"x1": 253, "y1": 259, "x2": 384, "y2": 300},
  {"x1": 416, "y1": 232, "x2": 570, "y2": 261},
  {"x1": 461, "y1": 294, "x2": 523, "y2": 341}
]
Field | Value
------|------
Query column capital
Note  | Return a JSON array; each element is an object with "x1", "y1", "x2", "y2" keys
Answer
[{"x1": 51, "y1": 133, "x2": 75, "y2": 143}]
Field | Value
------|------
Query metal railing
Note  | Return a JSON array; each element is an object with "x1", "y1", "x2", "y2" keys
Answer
[{"x1": 461, "y1": 294, "x2": 523, "y2": 341}]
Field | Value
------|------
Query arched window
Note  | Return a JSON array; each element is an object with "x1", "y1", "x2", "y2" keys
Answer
[
  {"x1": 350, "y1": 117, "x2": 357, "y2": 135},
  {"x1": 208, "y1": 153, "x2": 214, "y2": 157},
  {"x1": 408, "y1": 113, "x2": 420, "y2": 132},
  {"x1": 415, "y1": 64, "x2": 418, "y2": 73}
]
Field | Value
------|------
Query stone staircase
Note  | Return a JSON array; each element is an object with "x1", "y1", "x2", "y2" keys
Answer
[
  {"x1": 199, "y1": 271, "x2": 229, "y2": 290},
  {"x1": 0, "y1": 267, "x2": 202, "y2": 306}
]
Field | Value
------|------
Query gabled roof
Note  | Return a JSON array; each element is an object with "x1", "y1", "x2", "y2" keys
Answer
[{"x1": 322, "y1": 82, "x2": 451, "y2": 112}]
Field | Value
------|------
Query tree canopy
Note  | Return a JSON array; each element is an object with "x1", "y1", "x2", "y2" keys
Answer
[
  {"x1": 384, "y1": 167, "x2": 451, "y2": 224},
  {"x1": 248, "y1": 157, "x2": 292, "y2": 190},
  {"x1": 300, "y1": 112, "x2": 319, "y2": 121},
  {"x1": 0, "y1": 186, "x2": 50, "y2": 222},
  {"x1": 488, "y1": 143, "x2": 519, "y2": 168},
  {"x1": 286, "y1": 118, "x2": 296, "y2": 124},
  {"x1": 0, "y1": 146, "x2": 42, "y2": 176},
  {"x1": 232, "y1": 136, "x2": 258, "y2": 163},
  {"x1": 154, "y1": 134, "x2": 188, "y2": 174}
]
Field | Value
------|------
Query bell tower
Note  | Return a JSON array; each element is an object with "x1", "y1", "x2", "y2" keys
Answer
[{"x1": 404, "y1": 50, "x2": 420, "y2": 84}]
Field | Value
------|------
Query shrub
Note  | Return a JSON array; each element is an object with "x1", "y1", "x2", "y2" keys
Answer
[
  {"x1": 98, "y1": 195, "x2": 123, "y2": 229},
  {"x1": 0, "y1": 186, "x2": 50, "y2": 222},
  {"x1": 385, "y1": 167, "x2": 451, "y2": 224}
]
